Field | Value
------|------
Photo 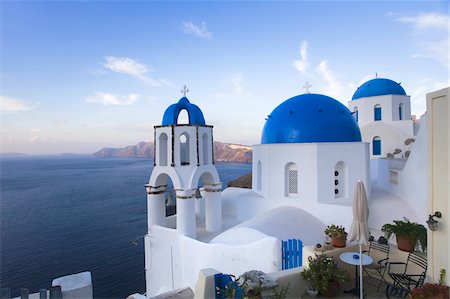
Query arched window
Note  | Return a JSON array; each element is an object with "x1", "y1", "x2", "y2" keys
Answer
[
  {"x1": 353, "y1": 107, "x2": 358, "y2": 122},
  {"x1": 372, "y1": 136, "x2": 381, "y2": 156},
  {"x1": 374, "y1": 104, "x2": 382, "y2": 121},
  {"x1": 159, "y1": 133, "x2": 168, "y2": 166},
  {"x1": 180, "y1": 133, "x2": 190, "y2": 165},
  {"x1": 202, "y1": 133, "x2": 209, "y2": 165},
  {"x1": 399, "y1": 103, "x2": 403, "y2": 120},
  {"x1": 177, "y1": 109, "x2": 189, "y2": 124},
  {"x1": 334, "y1": 161, "x2": 347, "y2": 198},
  {"x1": 285, "y1": 163, "x2": 298, "y2": 197},
  {"x1": 257, "y1": 161, "x2": 262, "y2": 192}
]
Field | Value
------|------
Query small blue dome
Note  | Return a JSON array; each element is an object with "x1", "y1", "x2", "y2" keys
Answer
[
  {"x1": 162, "y1": 97, "x2": 206, "y2": 126},
  {"x1": 261, "y1": 93, "x2": 361, "y2": 144},
  {"x1": 352, "y1": 78, "x2": 406, "y2": 100}
]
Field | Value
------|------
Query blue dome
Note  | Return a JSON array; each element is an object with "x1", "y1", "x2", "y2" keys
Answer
[
  {"x1": 162, "y1": 97, "x2": 206, "y2": 126},
  {"x1": 261, "y1": 93, "x2": 361, "y2": 144},
  {"x1": 352, "y1": 78, "x2": 406, "y2": 100}
]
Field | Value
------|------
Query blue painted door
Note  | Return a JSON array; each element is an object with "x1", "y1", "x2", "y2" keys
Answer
[
  {"x1": 373, "y1": 139, "x2": 381, "y2": 155},
  {"x1": 374, "y1": 107, "x2": 382, "y2": 121},
  {"x1": 282, "y1": 239, "x2": 303, "y2": 270}
]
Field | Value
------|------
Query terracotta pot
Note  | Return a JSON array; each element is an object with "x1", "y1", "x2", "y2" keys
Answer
[
  {"x1": 331, "y1": 237, "x2": 346, "y2": 248},
  {"x1": 396, "y1": 235, "x2": 414, "y2": 252},
  {"x1": 324, "y1": 281, "x2": 340, "y2": 298}
]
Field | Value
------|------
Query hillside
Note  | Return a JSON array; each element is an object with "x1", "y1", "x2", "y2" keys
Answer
[{"x1": 93, "y1": 141, "x2": 252, "y2": 163}]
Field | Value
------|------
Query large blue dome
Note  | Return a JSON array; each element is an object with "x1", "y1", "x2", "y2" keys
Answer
[
  {"x1": 162, "y1": 97, "x2": 205, "y2": 126},
  {"x1": 261, "y1": 93, "x2": 361, "y2": 144},
  {"x1": 352, "y1": 78, "x2": 406, "y2": 100}
]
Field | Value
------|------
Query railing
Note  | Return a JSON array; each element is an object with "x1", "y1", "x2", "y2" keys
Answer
[{"x1": 0, "y1": 286, "x2": 61, "y2": 299}]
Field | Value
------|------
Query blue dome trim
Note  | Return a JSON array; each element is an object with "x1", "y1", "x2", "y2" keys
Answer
[
  {"x1": 352, "y1": 78, "x2": 406, "y2": 100},
  {"x1": 162, "y1": 97, "x2": 206, "y2": 126},
  {"x1": 261, "y1": 93, "x2": 361, "y2": 144}
]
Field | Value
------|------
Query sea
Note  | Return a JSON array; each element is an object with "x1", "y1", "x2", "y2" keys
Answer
[{"x1": 0, "y1": 156, "x2": 251, "y2": 298}]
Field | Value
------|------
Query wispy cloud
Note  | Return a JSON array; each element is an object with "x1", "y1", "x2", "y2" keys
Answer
[
  {"x1": 86, "y1": 92, "x2": 139, "y2": 106},
  {"x1": 315, "y1": 60, "x2": 346, "y2": 101},
  {"x1": 393, "y1": 12, "x2": 449, "y2": 69},
  {"x1": 182, "y1": 21, "x2": 212, "y2": 39},
  {"x1": 210, "y1": 72, "x2": 249, "y2": 100},
  {"x1": 293, "y1": 40, "x2": 309, "y2": 74},
  {"x1": 396, "y1": 12, "x2": 448, "y2": 30},
  {"x1": 0, "y1": 96, "x2": 39, "y2": 114},
  {"x1": 230, "y1": 72, "x2": 246, "y2": 96},
  {"x1": 54, "y1": 117, "x2": 68, "y2": 124},
  {"x1": 409, "y1": 78, "x2": 448, "y2": 116},
  {"x1": 102, "y1": 56, "x2": 168, "y2": 86}
]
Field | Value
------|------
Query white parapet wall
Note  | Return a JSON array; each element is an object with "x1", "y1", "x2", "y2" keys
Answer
[
  {"x1": 193, "y1": 266, "x2": 308, "y2": 299},
  {"x1": 145, "y1": 226, "x2": 281, "y2": 297},
  {"x1": 51, "y1": 271, "x2": 93, "y2": 299}
]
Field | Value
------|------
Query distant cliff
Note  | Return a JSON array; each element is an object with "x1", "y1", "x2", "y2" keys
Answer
[
  {"x1": 227, "y1": 172, "x2": 252, "y2": 189},
  {"x1": 93, "y1": 141, "x2": 252, "y2": 163}
]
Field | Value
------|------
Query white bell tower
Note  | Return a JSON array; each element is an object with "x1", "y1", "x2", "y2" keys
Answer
[{"x1": 145, "y1": 86, "x2": 222, "y2": 239}]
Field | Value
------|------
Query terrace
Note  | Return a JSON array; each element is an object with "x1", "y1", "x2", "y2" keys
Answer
[{"x1": 192, "y1": 242, "x2": 430, "y2": 299}]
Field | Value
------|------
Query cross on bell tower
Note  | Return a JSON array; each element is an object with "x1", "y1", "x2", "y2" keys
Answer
[
  {"x1": 181, "y1": 85, "x2": 189, "y2": 97},
  {"x1": 303, "y1": 82, "x2": 312, "y2": 94}
]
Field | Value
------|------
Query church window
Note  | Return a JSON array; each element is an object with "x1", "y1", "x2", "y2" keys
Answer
[
  {"x1": 354, "y1": 107, "x2": 358, "y2": 122},
  {"x1": 285, "y1": 163, "x2": 298, "y2": 197},
  {"x1": 399, "y1": 103, "x2": 403, "y2": 120},
  {"x1": 159, "y1": 133, "x2": 168, "y2": 166},
  {"x1": 257, "y1": 161, "x2": 262, "y2": 192},
  {"x1": 334, "y1": 162, "x2": 347, "y2": 198},
  {"x1": 372, "y1": 136, "x2": 381, "y2": 156},
  {"x1": 374, "y1": 104, "x2": 382, "y2": 121},
  {"x1": 202, "y1": 133, "x2": 209, "y2": 165},
  {"x1": 180, "y1": 133, "x2": 190, "y2": 165}
]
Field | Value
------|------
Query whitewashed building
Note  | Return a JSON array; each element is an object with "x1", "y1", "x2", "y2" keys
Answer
[
  {"x1": 143, "y1": 82, "x2": 439, "y2": 297},
  {"x1": 347, "y1": 78, "x2": 415, "y2": 159}
]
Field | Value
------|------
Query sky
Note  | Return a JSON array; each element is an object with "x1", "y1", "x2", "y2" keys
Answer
[{"x1": 1, "y1": 1, "x2": 448, "y2": 154}]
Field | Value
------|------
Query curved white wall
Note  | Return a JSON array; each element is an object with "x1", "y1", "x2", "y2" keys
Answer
[{"x1": 145, "y1": 226, "x2": 280, "y2": 297}]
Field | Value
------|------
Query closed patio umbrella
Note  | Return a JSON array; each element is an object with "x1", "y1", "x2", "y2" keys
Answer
[{"x1": 348, "y1": 180, "x2": 370, "y2": 299}]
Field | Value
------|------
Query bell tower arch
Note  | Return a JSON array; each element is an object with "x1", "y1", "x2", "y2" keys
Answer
[{"x1": 147, "y1": 87, "x2": 222, "y2": 240}]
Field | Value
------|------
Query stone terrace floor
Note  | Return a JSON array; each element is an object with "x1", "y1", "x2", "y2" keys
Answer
[{"x1": 302, "y1": 276, "x2": 391, "y2": 299}]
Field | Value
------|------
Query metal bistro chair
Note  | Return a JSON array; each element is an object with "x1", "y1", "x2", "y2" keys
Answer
[
  {"x1": 385, "y1": 252, "x2": 427, "y2": 298},
  {"x1": 363, "y1": 241, "x2": 390, "y2": 291}
]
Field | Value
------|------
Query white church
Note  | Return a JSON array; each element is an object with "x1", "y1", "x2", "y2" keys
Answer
[{"x1": 142, "y1": 78, "x2": 441, "y2": 297}]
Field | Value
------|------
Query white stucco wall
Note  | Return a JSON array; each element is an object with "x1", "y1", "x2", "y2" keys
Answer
[
  {"x1": 348, "y1": 94, "x2": 414, "y2": 159},
  {"x1": 252, "y1": 142, "x2": 370, "y2": 205},
  {"x1": 348, "y1": 94, "x2": 411, "y2": 127},
  {"x1": 145, "y1": 226, "x2": 280, "y2": 297},
  {"x1": 375, "y1": 114, "x2": 428, "y2": 223},
  {"x1": 360, "y1": 121, "x2": 414, "y2": 158}
]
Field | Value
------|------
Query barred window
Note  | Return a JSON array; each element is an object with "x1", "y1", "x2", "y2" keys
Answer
[
  {"x1": 288, "y1": 169, "x2": 298, "y2": 194},
  {"x1": 285, "y1": 163, "x2": 298, "y2": 197}
]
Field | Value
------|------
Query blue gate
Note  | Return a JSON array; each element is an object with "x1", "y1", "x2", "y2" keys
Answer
[{"x1": 282, "y1": 239, "x2": 303, "y2": 270}]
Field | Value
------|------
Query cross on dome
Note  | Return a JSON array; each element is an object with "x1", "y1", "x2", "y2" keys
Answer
[
  {"x1": 181, "y1": 85, "x2": 189, "y2": 97},
  {"x1": 303, "y1": 82, "x2": 312, "y2": 94}
]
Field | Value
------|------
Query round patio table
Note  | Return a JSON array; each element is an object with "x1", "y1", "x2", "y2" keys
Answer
[{"x1": 339, "y1": 252, "x2": 373, "y2": 297}]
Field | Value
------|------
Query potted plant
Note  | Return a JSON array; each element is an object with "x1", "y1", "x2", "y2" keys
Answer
[
  {"x1": 325, "y1": 224, "x2": 347, "y2": 248},
  {"x1": 301, "y1": 254, "x2": 349, "y2": 298},
  {"x1": 381, "y1": 217, "x2": 427, "y2": 252},
  {"x1": 408, "y1": 283, "x2": 449, "y2": 299}
]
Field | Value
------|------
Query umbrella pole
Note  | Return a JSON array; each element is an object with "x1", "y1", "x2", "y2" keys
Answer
[{"x1": 359, "y1": 243, "x2": 363, "y2": 299}]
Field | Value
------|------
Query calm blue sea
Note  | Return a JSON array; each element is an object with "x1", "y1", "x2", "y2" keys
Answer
[{"x1": 0, "y1": 156, "x2": 251, "y2": 298}]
